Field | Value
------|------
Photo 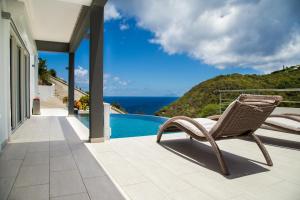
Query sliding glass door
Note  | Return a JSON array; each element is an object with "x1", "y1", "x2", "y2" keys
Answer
[
  {"x1": 10, "y1": 28, "x2": 30, "y2": 131},
  {"x1": 16, "y1": 47, "x2": 21, "y2": 125},
  {"x1": 10, "y1": 36, "x2": 14, "y2": 130}
]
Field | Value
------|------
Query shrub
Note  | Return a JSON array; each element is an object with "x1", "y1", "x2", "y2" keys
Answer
[
  {"x1": 74, "y1": 100, "x2": 82, "y2": 110},
  {"x1": 200, "y1": 104, "x2": 220, "y2": 117},
  {"x1": 79, "y1": 95, "x2": 89, "y2": 105},
  {"x1": 81, "y1": 103, "x2": 88, "y2": 110},
  {"x1": 62, "y1": 96, "x2": 68, "y2": 104},
  {"x1": 73, "y1": 95, "x2": 90, "y2": 110}
]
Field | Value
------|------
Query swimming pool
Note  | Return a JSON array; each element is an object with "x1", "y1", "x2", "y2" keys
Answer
[{"x1": 76, "y1": 114, "x2": 168, "y2": 138}]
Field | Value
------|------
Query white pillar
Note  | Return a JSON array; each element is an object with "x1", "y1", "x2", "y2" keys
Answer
[{"x1": 103, "y1": 103, "x2": 111, "y2": 140}]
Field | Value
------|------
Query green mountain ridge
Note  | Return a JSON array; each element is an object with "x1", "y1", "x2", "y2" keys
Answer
[{"x1": 156, "y1": 65, "x2": 300, "y2": 118}]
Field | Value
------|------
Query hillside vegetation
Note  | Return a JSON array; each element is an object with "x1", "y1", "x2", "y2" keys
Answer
[{"x1": 156, "y1": 65, "x2": 300, "y2": 118}]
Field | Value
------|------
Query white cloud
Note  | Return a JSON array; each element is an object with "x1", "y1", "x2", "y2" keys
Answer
[
  {"x1": 74, "y1": 70, "x2": 129, "y2": 93},
  {"x1": 104, "y1": 2, "x2": 121, "y2": 21},
  {"x1": 75, "y1": 66, "x2": 88, "y2": 84},
  {"x1": 104, "y1": 73, "x2": 129, "y2": 93},
  {"x1": 120, "y1": 23, "x2": 129, "y2": 31},
  {"x1": 113, "y1": 76, "x2": 119, "y2": 81},
  {"x1": 109, "y1": 0, "x2": 300, "y2": 72}
]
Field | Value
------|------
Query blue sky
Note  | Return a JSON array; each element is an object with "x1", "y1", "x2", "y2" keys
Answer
[
  {"x1": 39, "y1": 18, "x2": 260, "y2": 97},
  {"x1": 39, "y1": 0, "x2": 300, "y2": 96}
]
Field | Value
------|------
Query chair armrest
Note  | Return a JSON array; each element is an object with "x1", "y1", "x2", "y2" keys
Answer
[
  {"x1": 207, "y1": 115, "x2": 221, "y2": 121},
  {"x1": 159, "y1": 116, "x2": 209, "y2": 135}
]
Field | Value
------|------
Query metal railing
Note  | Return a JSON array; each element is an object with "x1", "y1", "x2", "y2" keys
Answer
[{"x1": 218, "y1": 88, "x2": 300, "y2": 114}]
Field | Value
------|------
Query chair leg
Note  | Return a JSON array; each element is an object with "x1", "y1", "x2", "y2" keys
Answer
[
  {"x1": 206, "y1": 138, "x2": 230, "y2": 175},
  {"x1": 157, "y1": 130, "x2": 163, "y2": 142},
  {"x1": 157, "y1": 121, "x2": 229, "y2": 175},
  {"x1": 251, "y1": 134, "x2": 273, "y2": 166}
]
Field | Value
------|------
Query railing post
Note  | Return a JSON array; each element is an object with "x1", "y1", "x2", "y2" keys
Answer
[{"x1": 219, "y1": 91, "x2": 222, "y2": 114}]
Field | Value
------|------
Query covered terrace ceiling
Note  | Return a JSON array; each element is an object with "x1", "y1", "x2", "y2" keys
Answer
[
  {"x1": 20, "y1": 0, "x2": 106, "y2": 52},
  {"x1": 22, "y1": 0, "x2": 91, "y2": 42}
]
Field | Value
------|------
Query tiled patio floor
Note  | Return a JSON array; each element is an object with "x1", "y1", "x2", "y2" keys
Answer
[
  {"x1": 0, "y1": 115, "x2": 124, "y2": 200},
  {"x1": 86, "y1": 126, "x2": 300, "y2": 200},
  {"x1": 1, "y1": 111, "x2": 300, "y2": 200}
]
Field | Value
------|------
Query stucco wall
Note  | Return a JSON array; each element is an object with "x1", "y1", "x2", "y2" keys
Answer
[
  {"x1": 0, "y1": 0, "x2": 38, "y2": 152},
  {"x1": 38, "y1": 84, "x2": 55, "y2": 100},
  {"x1": 0, "y1": 4, "x2": 11, "y2": 150},
  {"x1": 49, "y1": 77, "x2": 87, "y2": 101}
]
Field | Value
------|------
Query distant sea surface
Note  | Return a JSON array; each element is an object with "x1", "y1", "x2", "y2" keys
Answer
[{"x1": 104, "y1": 96, "x2": 178, "y2": 115}]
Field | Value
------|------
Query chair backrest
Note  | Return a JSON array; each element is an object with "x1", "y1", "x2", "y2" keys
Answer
[{"x1": 210, "y1": 94, "x2": 282, "y2": 139}]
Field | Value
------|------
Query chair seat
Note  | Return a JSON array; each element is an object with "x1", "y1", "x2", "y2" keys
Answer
[
  {"x1": 265, "y1": 117, "x2": 300, "y2": 132},
  {"x1": 173, "y1": 118, "x2": 217, "y2": 137}
]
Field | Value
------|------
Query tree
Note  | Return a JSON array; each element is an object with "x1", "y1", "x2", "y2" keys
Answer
[
  {"x1": 38, "y1": 58, "x2": 47, "y2": 73},
  {"x1": 48, "y1": 69, "x2": 57, "y2": 77},
  {"x1": 38, "y1": 58, "x2": 51, "y2": 85}
]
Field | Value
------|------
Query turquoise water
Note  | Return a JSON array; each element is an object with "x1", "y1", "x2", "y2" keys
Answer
[{"x1": 77, "y1": 114, "x2": 168, "y2": 138}]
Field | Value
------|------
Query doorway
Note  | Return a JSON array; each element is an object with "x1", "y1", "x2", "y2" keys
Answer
[{"x1": 10, "y1": 27, "x2": 30, "y2": 131}]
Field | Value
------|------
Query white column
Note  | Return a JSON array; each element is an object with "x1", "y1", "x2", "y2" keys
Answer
[{"x1": 103, "y1": 103, "x2": 111, "y2": 140}]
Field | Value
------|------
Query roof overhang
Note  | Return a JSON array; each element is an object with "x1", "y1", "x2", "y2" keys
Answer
[
  {"x1": 20, "y1": 0, "x2": 107, "y2": 52},
  {"x1": 35, "y1": 40, "x2": 70, "y2": 52}
]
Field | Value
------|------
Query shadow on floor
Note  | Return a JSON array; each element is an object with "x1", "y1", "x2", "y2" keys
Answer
[
  {"x1": 249, "y1": 135, "x2": 300, "y2": 151},
  {"x1": 159, "y1": 138, "x2": 270, "y2": 179},
  {"x1": 0, "y1": 116, "x2": 125, "y2": 200},
  {"x1": 57, "y1": 117, "x2": 125, "y2": 200}
]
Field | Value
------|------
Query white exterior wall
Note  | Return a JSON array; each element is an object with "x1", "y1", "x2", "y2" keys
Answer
[
  {"x1": 0, "y1": 3, "x2": 11, "y2": 149},
  {"x1": 38, "y1": 84, "x2": 55, "y2": 100},
  {"x1": 0, "y1": 0, "x2": 38, "y2": 151},
  {"x1": 30, "y1": 55, "x2": 38, "y2": 113}
]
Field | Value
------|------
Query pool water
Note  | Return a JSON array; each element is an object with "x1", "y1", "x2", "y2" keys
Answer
[{"x1": 77, "y1": 114, "x2": 168, "y2": 138}]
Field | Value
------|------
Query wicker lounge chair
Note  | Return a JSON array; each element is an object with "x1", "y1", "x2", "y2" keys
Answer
[
  {"x1": 262, "y1": 113, "x2": 300, "y2": 134},
  {"x1": 157, "y1": 94, "x2": 282, "y2": 175}
]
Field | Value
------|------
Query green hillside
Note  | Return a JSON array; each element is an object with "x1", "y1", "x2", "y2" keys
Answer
[{"x1": 156, "y1": 65, "x2": 300, "y2": 118}]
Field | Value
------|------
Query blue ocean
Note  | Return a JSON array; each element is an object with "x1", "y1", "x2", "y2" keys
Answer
[{"x1": 103, "y1": 96, "x2": 178, "y2": 115}]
